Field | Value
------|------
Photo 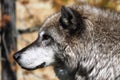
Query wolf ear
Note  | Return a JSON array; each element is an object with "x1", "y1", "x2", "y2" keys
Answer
[{"x1": 59, "y1": 6, "x2": 84, "y2": 34}]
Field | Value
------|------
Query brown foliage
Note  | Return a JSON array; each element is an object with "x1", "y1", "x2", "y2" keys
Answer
[
  {"x1": 1, "y1": 14, "x2": 11, "y2": 27},
  {"x1": 20, "y1": 0, "x2": 29, "y2": 5},
  {"x1": 9, "y1": 50, "x2": 18, "y2": 72}
]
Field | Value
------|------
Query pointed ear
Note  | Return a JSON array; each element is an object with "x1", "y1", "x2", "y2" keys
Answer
[{"x1": 59, "y1": 6, "x2": 84, "y2": 34}]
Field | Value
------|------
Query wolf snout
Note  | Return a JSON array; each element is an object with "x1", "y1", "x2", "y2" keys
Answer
[{"x1": 13, "y1": 52, "x2": 21, "y2": 61}]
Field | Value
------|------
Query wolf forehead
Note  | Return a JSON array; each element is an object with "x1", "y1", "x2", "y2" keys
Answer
[
  {"x1": 39, "y1": 6, "x2": 82, "y2": 30},
  {"x1": 39, "y1": 7, "x2": 82, "y2": 36},
  {"x1": 40, "y1": 13, "x2": 61, "y2": 29}
]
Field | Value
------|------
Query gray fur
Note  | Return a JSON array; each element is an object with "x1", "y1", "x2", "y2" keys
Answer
[
  {"x1": 14, "y1": 4, "x2": 120, "y2": 80},
  {"x1": 40, "y1": 5, "x2": 120, "y2": 80}
]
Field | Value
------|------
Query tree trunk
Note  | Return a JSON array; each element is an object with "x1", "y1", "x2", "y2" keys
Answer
[{"x1": 1, "y1": 0, "x2": 17, "y2": 80}]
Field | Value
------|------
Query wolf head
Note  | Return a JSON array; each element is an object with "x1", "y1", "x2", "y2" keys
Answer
[
  {"x1": 13, "y1": 4, "x2": 120, "y2": 80},
  {"x1": 13, "y1": 6, "x2": 86, "y2": 70}
]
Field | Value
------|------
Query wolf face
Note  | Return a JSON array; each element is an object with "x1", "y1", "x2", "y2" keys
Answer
[{"x1": 13, "y1": 6, "x2": 84, "y2": 70}]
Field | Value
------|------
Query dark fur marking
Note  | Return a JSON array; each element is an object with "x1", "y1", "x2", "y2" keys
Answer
[{"x1": 59, "y1": 6, "x2": 85, "y2": 35}]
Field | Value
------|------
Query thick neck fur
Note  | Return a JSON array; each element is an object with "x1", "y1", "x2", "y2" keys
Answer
[
  {"x1": 55, "y1": 25, "x2": 94, "y2": 79},
  {"x1": 55, "y1": 4, "x2": 120, "y2": 80}
]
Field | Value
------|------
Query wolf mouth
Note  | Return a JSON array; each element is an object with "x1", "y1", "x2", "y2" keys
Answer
[{"x1": 18, "y1": 62, "x2": 46, "y2": 70}]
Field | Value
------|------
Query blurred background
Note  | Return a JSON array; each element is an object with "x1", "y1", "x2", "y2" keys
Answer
[{"x1": 0, "y1": 0, "x2": 120, "y2": 80}]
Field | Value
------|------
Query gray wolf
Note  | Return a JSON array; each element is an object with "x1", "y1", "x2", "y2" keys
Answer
[{"x1": 13, "y1": 4, "x2": 120, "y2": 80}]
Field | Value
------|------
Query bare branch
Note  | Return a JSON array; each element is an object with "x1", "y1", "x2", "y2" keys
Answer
[{"x1": 18, "y1": 25, "x2": 40, "y2": 34}]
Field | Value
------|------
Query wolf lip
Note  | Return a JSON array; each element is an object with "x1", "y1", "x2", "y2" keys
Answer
[
  {"x1": 36, "y1": 62, "x2": 46, "y2": 68},
  {"x1": 21, "y1": 62, "x2": 46, "y2": 70}
]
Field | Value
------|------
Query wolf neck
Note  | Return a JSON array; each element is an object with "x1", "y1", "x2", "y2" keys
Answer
[
  {"x1": 54, "y1": 4, "x2": 120, "y2": 80},
  {"x1": 54, "y1": 35, "x2": 94, "y2": 79},
  {"x1": 64, "y1": 41, "x2": 93, "y2": 70}
]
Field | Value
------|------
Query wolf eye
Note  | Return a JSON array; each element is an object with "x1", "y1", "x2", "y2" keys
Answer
[
  {"x1": 39, "y1": 31, "x2": 52, "y2": 41},
  {"x1": 42, "y1": 34, "x2": 50, "y2": 40}
]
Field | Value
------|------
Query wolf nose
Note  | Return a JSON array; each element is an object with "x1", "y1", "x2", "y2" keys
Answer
[{"x1": 13, "y1": 53, "x2": 21, "y2": 60}]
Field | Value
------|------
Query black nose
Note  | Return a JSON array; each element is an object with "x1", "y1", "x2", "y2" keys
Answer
[{"x1": 13, "y1": 53, "x2": 21, "y2": 60}]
